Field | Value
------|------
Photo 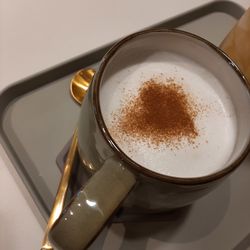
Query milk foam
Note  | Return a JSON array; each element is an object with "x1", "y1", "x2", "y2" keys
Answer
[{"x1": 100, "y1": 52, "x2": 237, "y2": 178}]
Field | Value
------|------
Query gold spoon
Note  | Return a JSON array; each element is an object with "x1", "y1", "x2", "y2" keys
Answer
[
  {"x1": 70, "y1": 68, "x2": 95, "y2": 104},
  {"x1": 41, "y1": 68, "x2": 94, "y2": 250}
]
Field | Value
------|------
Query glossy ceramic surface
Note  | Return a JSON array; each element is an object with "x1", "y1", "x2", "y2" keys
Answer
[{"x1": 49, "y1": 29, "x2": 250, "y2": 250}]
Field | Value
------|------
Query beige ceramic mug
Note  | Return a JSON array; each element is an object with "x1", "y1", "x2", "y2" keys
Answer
[{"x1": 49, "y1": 29, "x2": 250, "y2": 250}]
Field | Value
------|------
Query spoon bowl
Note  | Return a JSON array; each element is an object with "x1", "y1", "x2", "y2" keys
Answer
[{"x1": 70, "y1": 68, "x2": 95, "y2": 104}]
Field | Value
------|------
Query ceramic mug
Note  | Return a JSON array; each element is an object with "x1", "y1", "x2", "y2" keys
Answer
[{"x1": 49, "y1": 29, "x2": 250, "y2": 250}]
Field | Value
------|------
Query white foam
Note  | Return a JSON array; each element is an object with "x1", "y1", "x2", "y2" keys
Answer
[{"x1": 100, "y1": 52, "x2": 237, "y2": 178}]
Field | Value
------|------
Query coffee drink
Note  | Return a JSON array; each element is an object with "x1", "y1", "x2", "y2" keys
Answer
[
  {"x1": 51, "y1": 30, "x2": 250, "y2": 250},
  {"x1": 100, "y1": 51, "x2": 237, "y2": 178}
]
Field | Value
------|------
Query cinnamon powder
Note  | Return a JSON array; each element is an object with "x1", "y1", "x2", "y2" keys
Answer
[{"x1": 111, "y1": 78, "x2": 199, "y2": 148}]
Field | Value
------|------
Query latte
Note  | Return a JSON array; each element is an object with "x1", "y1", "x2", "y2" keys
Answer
[{"x1": 100, "y1": 52, "x2": 237, "y2": 178}]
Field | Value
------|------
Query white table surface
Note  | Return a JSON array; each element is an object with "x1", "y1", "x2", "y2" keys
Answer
[{"x1": 0, "y1": 0, "x2": 249, "y2": 249}]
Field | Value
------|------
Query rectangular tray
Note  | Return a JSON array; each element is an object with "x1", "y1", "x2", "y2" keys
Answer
[{"x1": 1, "y1": 2, "x2": 250, "y2": 249}]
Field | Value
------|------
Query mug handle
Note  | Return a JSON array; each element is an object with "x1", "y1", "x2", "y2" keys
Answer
[{"x1": 49, "y1": 157, "x2": 136, "y2": 250}]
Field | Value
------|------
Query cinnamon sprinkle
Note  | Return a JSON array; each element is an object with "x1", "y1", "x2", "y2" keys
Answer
[{"x1": 111, "y1": 78, "x2": 200, "y2": 149}]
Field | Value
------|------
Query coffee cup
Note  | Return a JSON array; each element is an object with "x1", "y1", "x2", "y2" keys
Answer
[{"x1": 49, "y1": 29, "x2": 250, "y2": 250}]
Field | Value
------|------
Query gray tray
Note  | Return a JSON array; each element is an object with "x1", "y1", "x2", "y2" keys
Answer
[{"x1": 1, "y1": 1, "x2": 250, "y2": 249}]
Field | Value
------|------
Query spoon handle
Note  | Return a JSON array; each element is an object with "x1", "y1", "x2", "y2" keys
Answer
[
  {"x1": 220, "y1": 8, "x2": 250, "y2": 82},
  {"x1": 41, "y1": 129, "x2": 78, "y2": 250}
]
